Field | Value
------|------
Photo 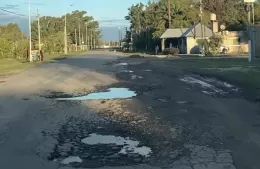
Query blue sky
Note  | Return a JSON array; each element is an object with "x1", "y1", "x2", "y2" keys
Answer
[
  {"x1": 0, "y1": 0, "x2": 149, "y2": 26},
  {"x1": 0, "y1": 0, "x2": 150, "y2": 40}
]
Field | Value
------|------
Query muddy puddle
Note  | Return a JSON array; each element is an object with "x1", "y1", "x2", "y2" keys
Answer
[
  {"x1": 114, "y1": 63, "x2": 128, "y2": 66},
  {"x1": 56, "y1": 88, "x2": 137, "y2": 101},
  {"x1": 180, "y1": 75, "x2": 239, "y2": 97},
  {"x1": 81, "y1": 133, "x2": 152, "y2": 157},
  {"x1": 118, "y1": 70, "x2": 134, "y2": 73},
  {"x1": 46, "y1": 117, "x2": 157, "y2": 168}
]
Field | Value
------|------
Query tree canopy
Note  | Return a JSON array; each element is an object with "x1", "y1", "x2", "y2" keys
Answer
[
  {"x1": 0, "y1": 10, "x2": 100, "y2": 59},
  {"x1": 31, "y1": 10, "x2": 101, "y2": 53},
  {"x1": 125, "y1": 0, "x2": 260, "y2": 50},
  {"x1": 0, "y1": 23, "x2": 27, "y2": 59}
]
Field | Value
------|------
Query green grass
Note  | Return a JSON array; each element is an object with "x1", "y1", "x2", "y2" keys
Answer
[{"x1": 0, "y1": 51, "x2": 86, "y2": 75}]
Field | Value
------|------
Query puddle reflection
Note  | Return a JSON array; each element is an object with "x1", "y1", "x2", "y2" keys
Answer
[{"x1": 56, "y1": 88, "x2": 137, "y2": 101}]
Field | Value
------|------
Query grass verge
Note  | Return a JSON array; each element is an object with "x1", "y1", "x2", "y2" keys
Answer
[{"x1": 0, "y1": 51, "x2": 86, "y2": 75}]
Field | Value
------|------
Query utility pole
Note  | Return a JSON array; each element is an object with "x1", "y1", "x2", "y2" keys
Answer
[
  {"x1": 28, "y1": 0, "x2": 32, "y2": 62},
  {"x1": 121, "y1": 31, "x2": 123, "y2": 45},
  {"x1": 200, "y1": 0, "x2": 204, "y2": 40},
  {"x1": 118, "y1": 27, "x2": 121, "y2": 48},
  {"x1": 64, "y1": 4, "x2": 73, "y2": 55},
  {"x1": 168, "y1": 0, "x2": 171, "y2": 28},
  {"x1": 75, "y1": 29, "x2": 77, "y2": 51},
  {"x1": 37, "y1": 9, "x2": 41, "y2": 52},
  {"x1": 90, "y1": 30, "x2": 93, "y2": 49},
  {"x1": 93, "y1": 32, "x2": 96, "y2": 49},
  {"x1": 248, "y1": 7, "x2": 251, "y2": 25},
  {"x1": 78, "y1": 20, "x2": 81, "y2": 50},
  {"x1": 252, "y1": 2, "x2": 255, "y2": 25},
  {"x1": 64, "y1": 13, "x2": 68, "y2": 55},
  {"x1": 87, "y1": 34, "x2": 90, "y2": 49},
  {"x1": 85, "y1": 23, "x2": 88, "y2": 50},
  {"x1": 81, "y1": 33, "x2": 84, "y2": 50}
]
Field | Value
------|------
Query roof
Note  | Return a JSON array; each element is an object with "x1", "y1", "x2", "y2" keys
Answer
[
  {"x1": 181, "y1": 23, "x2": 213, "y2": 38},
  {"x1": 160, "y1": 28, "x2": 189, "y2": 38},
  {"x1": 160, "y1": 23, "x2": 213, "y2": 39}
]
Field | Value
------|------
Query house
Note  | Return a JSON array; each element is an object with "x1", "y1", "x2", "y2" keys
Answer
[
  {"x1": 160, "y1": 23, "x2": 213, "y2": 54},
  {"x1": 160, "y1": 23, "x2": 249, "y2": 55}
]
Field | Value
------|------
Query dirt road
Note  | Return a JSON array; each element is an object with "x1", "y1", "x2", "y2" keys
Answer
[{"x1": 0, "y1": 51, "x2": 259, "y2": 169}]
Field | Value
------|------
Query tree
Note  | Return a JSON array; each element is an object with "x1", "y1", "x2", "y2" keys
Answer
[
  {"x1": 0, "y1": 23, "x2": 28, "y2": 59},
  {"x1": 125, "y1": 0, "x2": 260, "y2": 51},
  {"x1": 30, "y1": 10, "x2": 100, "y2": 52},
  {"x1": 0, "y1": 10, "x2": 100, "y2": 60},
  {"x1": 125, "y1": 0, "x2": 206, "y2": 50}
]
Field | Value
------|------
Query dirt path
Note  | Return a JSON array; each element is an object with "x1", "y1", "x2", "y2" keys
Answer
[{"x1": 0, "y1": 53, "x2": 259, "y2": 169}]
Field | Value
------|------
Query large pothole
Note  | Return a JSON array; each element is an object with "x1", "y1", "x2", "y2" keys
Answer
[{"x1": 46, "y1": 116, "x2": 176, "y2": 168}]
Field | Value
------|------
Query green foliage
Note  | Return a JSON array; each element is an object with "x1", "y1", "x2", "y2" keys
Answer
[
  {"x1": 163, "y1": 47, "x2": 179, "y2": 55},
  {"x1": 31, "y1": 10, "x2": 100, "y2": 52},
  {"x1": 197, "y1": 35, "x2": 223, "y2": 56},
  {"x1": 197, "y1": 39, "x2": 210, "y2": 55},
  {"x1": 0, "y1": 10, "x2": 100, "y2": 60},
  {"x1": 0, "y1": 24, "x2": 28, "y2": 59},
  {"x1": 125, "y1": 0, "x2": 260, "y2": 51},
  {"x1": 208, "y1": 35, "x2": 223, "y2": 55}
]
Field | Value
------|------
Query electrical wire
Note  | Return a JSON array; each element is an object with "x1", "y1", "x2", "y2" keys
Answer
[
  {"x1": 0, "y1": 7, "x2": 37, "y2": 17},
  {"x1": 0, "y1": 7, "x2": 129, "y2": 25},
  {"x1": 0, "y1": 8, "x2": 26, "y2": 17}
]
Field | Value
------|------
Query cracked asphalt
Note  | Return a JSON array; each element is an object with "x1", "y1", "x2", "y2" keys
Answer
[{"x1": 0, "y1": 51, "x2": 260, "y2": 169}]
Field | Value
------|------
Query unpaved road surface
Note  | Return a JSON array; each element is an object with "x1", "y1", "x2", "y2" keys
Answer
[{"x1": 0, "y1": 51, "x2": 260, "y2": 169}]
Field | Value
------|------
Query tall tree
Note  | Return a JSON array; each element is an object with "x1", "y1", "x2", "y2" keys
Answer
[{"x1": 31, "y1": 10, "x2": 100, "y2": 53}]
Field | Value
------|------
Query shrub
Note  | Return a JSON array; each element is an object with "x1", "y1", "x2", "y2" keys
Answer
[
  {"x1": 197, "y1": 35, "x2": 223, "y2": 56},
  {"x1": 209, "y1": 35, "x2": 223, "y2": 55},
  {"x1": 163, "y1": 47, "x2": 179, "y2": 55}
]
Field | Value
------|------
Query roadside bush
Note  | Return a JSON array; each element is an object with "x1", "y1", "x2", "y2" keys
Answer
[
  {"x1": 209, "y1": 35, "x2": 223, "y2": 55},
  {"x1": 197, "y1": 35, "x2": 223, "y2": 56},
  {"x1": 163, "y1": 47, "x2": 179, "y2": 55}
]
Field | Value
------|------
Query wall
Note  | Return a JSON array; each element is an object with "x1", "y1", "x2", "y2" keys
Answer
[
  {"x1": 186, "y1": 37, "x2": 202, "y2": 54},
  {"x1": 221, "y1": 31, "x2": 248, "y2": 54},
  {"x1": 250, "y1": 26, "x2": 260, "y2": 57}
]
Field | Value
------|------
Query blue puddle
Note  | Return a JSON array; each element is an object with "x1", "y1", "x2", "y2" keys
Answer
[{"x1": 56, "y1": 88, "x2": 137, "y2": 101}]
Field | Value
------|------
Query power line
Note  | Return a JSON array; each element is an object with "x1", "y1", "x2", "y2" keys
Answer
[
  {"x1": 0, "y1": 8, "x2": 26, "y2": 17},
  {"x1": 0, "y1": 7, "x2": 38, "y2": 17}
]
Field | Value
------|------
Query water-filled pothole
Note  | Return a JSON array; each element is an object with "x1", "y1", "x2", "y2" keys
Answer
[
  {"x1": 56, "y1": 88, "x2": 137, "y2": 101},
  {"x1": 81, "y1": 133, "x2": 152, "y2": 157},
  {"x1": 180, "y1": 75, "x2": 239, "y2": 97},
  {"x1": 47, "y1": 117, "x2": 156, "y2": 168}
]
